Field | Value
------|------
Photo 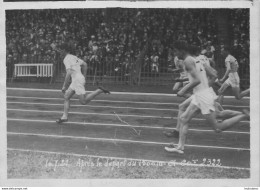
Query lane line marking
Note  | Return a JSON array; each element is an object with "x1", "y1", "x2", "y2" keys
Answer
[
  {"x1": 7, "y1": 95, "x2": 250, "y2": 108},
  {"x1": 7, "y1": 132, "x2": 250, "y2": 151},
  {"x1": 7, "y1": 87, "x2": 250, "y2": 99},
  {"x1": 7, "y1": 101, "x2": 178, "y2": 111},
  {"x1": 7, "y1": 148, "x2": 250, "y2": 170},
  {"x1": 7, "y1": 108, "x2": 250, "y2": 123},
  {"x1": 7, "y1": 118, "x2": 250, "y2": 134}
]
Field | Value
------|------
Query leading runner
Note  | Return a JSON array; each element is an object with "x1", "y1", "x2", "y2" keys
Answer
[{"x1": 51, "y1": 43, "x2": 110, "y2": 123}]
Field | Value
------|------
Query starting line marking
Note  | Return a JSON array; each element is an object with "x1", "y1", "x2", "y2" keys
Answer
[
  {"x1": 7, "y1": 95, "x2": 250, "y2": 108},
  {"x1": 7, "y1": 131, "x2": 250, "y2": 151},
  {"x1": 7, "y1": 108, "x2": 250, "y2": 123},
  {"x1": 7, "y1": 118, "x2": 250, "y2": 135},
  {"x1": 7, "y1": 148, "x2": 250, "y2": 171},
  {"x1": 7, "y1": 87, "x2": 250, "y2": 99}
]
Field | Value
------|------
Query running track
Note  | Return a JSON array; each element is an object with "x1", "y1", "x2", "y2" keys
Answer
[{"x1": 7, "y1": 88, "x2": 250, "y2": 170}]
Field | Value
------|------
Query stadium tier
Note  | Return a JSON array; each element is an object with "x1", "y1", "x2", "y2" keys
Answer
[{"x1": 6, "y1": 9, "x2": 249, "y2": 87}]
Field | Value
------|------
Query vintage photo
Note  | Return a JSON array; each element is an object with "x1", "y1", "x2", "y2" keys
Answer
[
  {"x1": 5, "y1": 8, "x2": 252, "y2": 179},
  {"x1": 4, "y1": 0, "x2": 84, "y2": 2}
]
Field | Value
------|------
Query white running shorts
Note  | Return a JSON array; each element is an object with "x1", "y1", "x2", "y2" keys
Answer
[
  {"x1": 225, "y1": 72, "x2": 240, "y2": 88},
  {"x1": 69, "y1": 76, "x2": 86, "y2": 95},
  {"x1": 191, "y1": 88, "x2": 216, "y2": 115}
]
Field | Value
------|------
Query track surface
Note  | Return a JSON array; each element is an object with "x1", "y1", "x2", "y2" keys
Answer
[{"x1": 7, "y1": 88, "x2": 250, "y2": 169}]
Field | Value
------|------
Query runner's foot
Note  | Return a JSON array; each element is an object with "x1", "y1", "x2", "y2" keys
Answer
[
  {"x1": 99, "y1": 86, "x2": 110, "y2": 94},
  {"x1": 164, "y1": 145, "x2": 184, "y2": 154},
  {"x1": 56, "y1": 118, "x2": 68, "y2": 124},
  {"x1": 163, "y1": 130, "x2": 179, "y2": 138}
]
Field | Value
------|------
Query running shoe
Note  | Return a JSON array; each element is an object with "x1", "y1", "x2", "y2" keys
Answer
[
  {"x1": 56, "y1": 118, "x2": 68, "y2": 124},
  {"x1": 98, "y1": 86, "x2": 111, "y2": 94},
  {"x1": 163, "y1": 130, "x2": 179, "y2": 138},
  {"x1": 165, "y1": 146, "x2": 184, "y2": 154}
]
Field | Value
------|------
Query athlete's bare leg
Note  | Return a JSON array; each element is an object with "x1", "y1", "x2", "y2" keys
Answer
[
  {"x1": 215, "y1": 102, "x2": 224, "y2": 112},
  {"x1": 176, "y1": 97, "x2": 194, "y2": 131},
  {"x1": 79, "y1": 89, "x2": 103, "y2": 105},
  {"x1": 177, "y1": 103, "x2": 200, "y2": 150},
  {"x1": 57, "y1": 87, "x2": 110, "y2": 123},
  {"x1": 165, "y1": 103, "x2": 199, "y2": 153},
  {"x1": 218, "y1": 82, "x2": 229, "y2": 105},
  {"x1": 232, "y1": 87, "x2": 250, "y2": 100},
  {"x1": 79, "y1": 86, "x2": 110, "y2": 105},
  {"x1": 172, "y1": 82, "x2": 181, "y2": 93},
  {"x1": 59, "y1": 88, "x2": 75, "y2": 121},
  {"x1": 203, "y1": 111, "x2": 248, "y2": 133},
  {"x1": 163, "y1": 96, "x2": 193, "y2": 137},
  {"x1": 216, "y1": 109, "x2": 243, "y2": 119}
]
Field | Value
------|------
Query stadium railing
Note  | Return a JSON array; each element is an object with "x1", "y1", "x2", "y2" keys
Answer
[
  {"x1": 11, "y1": 63, "x2": 53, "y2": 83},
  {"x1": 7, "y1": 59, "x2": 249, "y2": 88}
]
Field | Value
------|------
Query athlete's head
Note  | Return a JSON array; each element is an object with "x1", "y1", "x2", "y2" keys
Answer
[
  {"x1": 188, "y1": 44, "x2": 201, "y2": 56},
  {"x1": 220, "y1": 45, "x2": 230, "y2": 57},
  {"x1": 58, "y1": 43, "x2": 70, "y2": 58},
  {"x1": 174, "y1": 40, "x2": 189, "y2": 60}
]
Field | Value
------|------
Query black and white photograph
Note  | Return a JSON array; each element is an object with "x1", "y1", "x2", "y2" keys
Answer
[
  {"x1": 1, "y1": 0, "x2": 259, "y2": 187},
  {"x1": 4, "y1": 0, "x2": 84, "y2": 2}
]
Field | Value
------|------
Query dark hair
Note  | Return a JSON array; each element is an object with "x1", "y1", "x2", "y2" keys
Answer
[
  {"x1": 223, "y1": 45, "x2": 231, "y2": 53},
  {"x1": 59, "y1": 43, "x2": 70, "y2": 52},
  {"x1": 174, "y1": 40, "x2": 188, "y2": 51},
  {"x1": 188, "y1": 44, "x2": 200, "y2": 55}
]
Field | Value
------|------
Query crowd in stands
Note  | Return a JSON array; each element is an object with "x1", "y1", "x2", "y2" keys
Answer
[{"x1": 6, "y1": 9, "x2": 249, "y2": 82}]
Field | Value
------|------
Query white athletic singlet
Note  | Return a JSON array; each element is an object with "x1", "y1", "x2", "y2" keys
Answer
[
  {"x1": 184, "y1": 56, "x2": 209, "y2": 94},
  {"x1": 196, "y1": 54, "x2": 210, "y2": 68},
  {"x1": 224, "y1": 54, "x2": 240, "y2": 87},
  {"x1": 194, "y1": 57, "x2": 209, "y2": 94},
  {"x1": 225, "y1": 55, "x2": 239, "y2": 73},
  {"x1": 63, "y1": 54, "x2": 85, "y2": 79}
]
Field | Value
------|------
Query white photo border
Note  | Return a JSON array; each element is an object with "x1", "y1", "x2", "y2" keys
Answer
[{"x1": 0, "y1": 0, "x2": 259, "y2": 187}]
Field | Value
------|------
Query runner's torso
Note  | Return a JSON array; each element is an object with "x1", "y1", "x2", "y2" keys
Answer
[
  {"x1": 225, "y1": 55, "x2": 239, "y2": 74},
  {"x1": 185, "y1": 56, "x2": 209, "y2": 94},
  {"x1": 63, "y1": 54, "x2": 85, "y2": 80},
  {"x1": 196, "y1": 54, "x2": 210, "y2": 68}
]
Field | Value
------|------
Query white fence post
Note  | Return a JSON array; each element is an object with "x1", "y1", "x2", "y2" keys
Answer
[{"x1": 14, "y1": 63, "x2": 53, "y2": 78}]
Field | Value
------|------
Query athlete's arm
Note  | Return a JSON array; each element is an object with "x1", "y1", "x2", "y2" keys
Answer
[
  {"x1": 220, "y1": 61, "x2": 231, "y2": 82},
  {"x1": 169, "y1": 68, "x2": 181, "y2": 73},
  {"x1": 209, "y1": 58, "x2": 215, "y2": 68},
  {"x1": 81, "y1": 62, "x2": 88, "y2": 77},
  {"x1": 177, "y1": 59, "x2": 201, "y2": 97},
  {"x1": 204, "y1": 64, "x2": 218, "y2": 85},
  {"x1": 175, "y1": 77, "x2": 189, "y2": 82}
]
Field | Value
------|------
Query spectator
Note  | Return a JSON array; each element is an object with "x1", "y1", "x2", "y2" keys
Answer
[{"x1": 6, "y1": 8, "x2": 249, "y2": 82}]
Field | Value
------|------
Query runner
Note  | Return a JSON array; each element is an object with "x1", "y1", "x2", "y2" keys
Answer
[
  {"x1": 218, "y1": 46, "x2": 250, "y2": 105},
  {"x1": 164, "y1": 44, "x2": 217, "y2": 138},
  {"x1": 171, "y1": 55, "x2": 189, "y2": 95},
  {"x1": 164, "y1": 41, "x2": 249, "y2": 154},
  {"x1": 51, "y1": 43, "x2": 110, "y2": 123}
]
